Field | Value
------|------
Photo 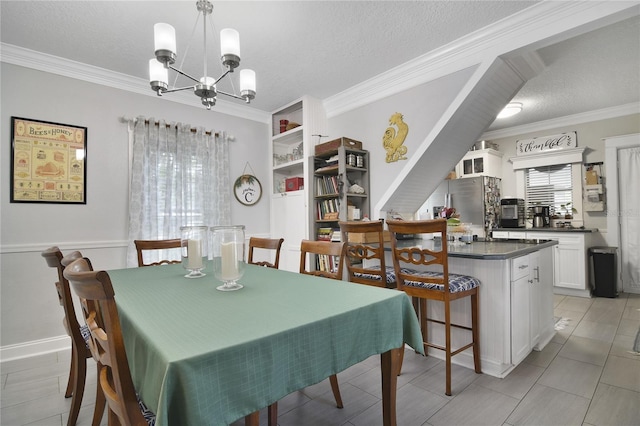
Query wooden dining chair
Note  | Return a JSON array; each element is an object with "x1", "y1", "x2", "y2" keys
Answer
[
  {"x1": 247, "y1": 237, "x2": 284, "y2": 269},
  {"x1": 297, "y1": 240, "x2": 345, "y2": 409},
  {"x1": 339, "y1": 220, "x2": 395, "y2": 288},
  {"x1": 134, "y1": 238, "x2": 181, "y2": 267},
  {"x1": 41, "y1": 247, "x2": 105, "y2": 426},
  {"x1": 386, "y1": 219, "x2": 481, "y2": 396},
  {"x1": 63, "y1": 258, "x2": 156, "y2": 426},
  {"x1": 299, "y1": 240, "x2": 346, "y2": 279},
  {"x1": 247, "y1": 236, "x2": 284, "y2": 425}
]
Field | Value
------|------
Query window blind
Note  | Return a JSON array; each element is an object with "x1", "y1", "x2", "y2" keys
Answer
[{"x1": 525, "y1": 164, "x2": 572, "y2": 216}]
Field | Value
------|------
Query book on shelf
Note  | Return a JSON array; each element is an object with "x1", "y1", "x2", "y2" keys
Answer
[
  {"x1": 317, "y1": 227, "x2": 333, "y2": 241},
  {"x1": 315, "y1": 175, "x2": 339, "y2": 195},
  {"x1": 316, "y1": 199, "x2": 339, "y2": 219},
  {"x1": 316, "y1": 254, "x2": 339, "y2": 273}
]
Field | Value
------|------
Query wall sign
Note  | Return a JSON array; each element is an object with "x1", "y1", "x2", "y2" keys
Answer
[
  {"x1": 10, "y1": 116, "x2": 87, "y2": 204},
  {"x1": 516, "y1": 132, "x2": 577, "y2": 156}
]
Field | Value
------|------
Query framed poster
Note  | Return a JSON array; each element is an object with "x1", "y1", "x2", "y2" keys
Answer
[
  {"x1": 233, "y1": 174, "x2": 262, "y2": 206},
  {"x1": 10, "y1": 117, "x2": 87, "y2": 204}
]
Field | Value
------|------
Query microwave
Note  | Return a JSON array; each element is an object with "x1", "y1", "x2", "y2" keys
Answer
[{"x1": 500, "y1": 198, "x2": 525, "y2": 228}]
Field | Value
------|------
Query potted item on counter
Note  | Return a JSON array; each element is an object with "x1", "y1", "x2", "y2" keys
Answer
[{"x1": 560, "y1": 202, "x2": 577, "y2": 219}]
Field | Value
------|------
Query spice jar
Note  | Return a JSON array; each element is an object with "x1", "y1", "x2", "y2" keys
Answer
[{"x1": 356, "y1": 155, "x2": 364, "y2": 168}]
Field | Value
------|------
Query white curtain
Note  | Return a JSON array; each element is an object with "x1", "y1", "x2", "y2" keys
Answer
[
  {"x1": 126, "y1": 117, "x2": 231, "y2": 267},
  {"x1": 618, "y1": 147, "x2": 640, "y2": 292}
]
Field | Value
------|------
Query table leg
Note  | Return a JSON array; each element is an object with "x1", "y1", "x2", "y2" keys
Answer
[
  {"x1": 381, "y1": 347, "x2": 400, "y2": 426},
  {"x1": 244, "y1": 411, "x2": 259, "y2": 426}
]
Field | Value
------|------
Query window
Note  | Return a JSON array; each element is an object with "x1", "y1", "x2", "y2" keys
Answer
[{"x1": 525, "y1": 164, "x2": 572, "y2": 216}]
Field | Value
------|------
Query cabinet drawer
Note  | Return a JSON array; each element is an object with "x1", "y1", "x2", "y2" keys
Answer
[
  {"x1": 511, "y1": 255, "x2": 530, "y2": 281},
  {"x1": 492, "y1": 231, "x2": 510, "y2": 239}
]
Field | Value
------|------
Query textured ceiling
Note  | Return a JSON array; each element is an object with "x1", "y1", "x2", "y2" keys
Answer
[
  {"x1": 491, "y1": 13, "x2": 640, "y2": 131},
  {"x1": 1, "y1": 1, "x2": 639, "y2": 130}
]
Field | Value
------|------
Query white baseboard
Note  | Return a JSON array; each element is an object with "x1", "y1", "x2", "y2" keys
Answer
[
  {"x1": 0, "y1": 335, "x2": 71, "y2": 363},
  {"x1": 424, "y1": 347, "x2": 512, "y2": 379},
  {"x1": 553, "y1": 287, "x2": 592, "y2": 298}
]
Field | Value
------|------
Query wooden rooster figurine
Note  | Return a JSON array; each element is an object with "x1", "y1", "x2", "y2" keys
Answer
[{"x1": 382, "y1": 112, "x2": 409, "y2": 163}]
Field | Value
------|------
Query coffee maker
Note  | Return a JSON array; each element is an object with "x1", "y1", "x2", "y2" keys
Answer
[{"x1": 532, "y1": 205, "x2": 550, "y2": 228}]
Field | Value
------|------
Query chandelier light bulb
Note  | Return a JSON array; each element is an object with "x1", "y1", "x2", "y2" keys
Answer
[
  {"x1": 240, "y1": 69, "x2": 256, "y2": 102},
  {"x1": 149, "y1": 59, "x2": 168, "y2": 84},
  {"x1": 220, "y1": 29, "x2": 240, "y2": 57},
  {"x1": 200, "y1": 76, "x2": 216, "y2": 86},
  {"x1": 240, "y1": 69, "x2": 256, "y2": 92},
  {"x1": 154, "y1": 23, "x2": 177, "y2": 64}
]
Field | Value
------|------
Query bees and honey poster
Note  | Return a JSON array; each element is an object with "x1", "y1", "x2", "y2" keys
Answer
[{"x1": 11, "y1": 117, "x2": 87, "y2": 203}]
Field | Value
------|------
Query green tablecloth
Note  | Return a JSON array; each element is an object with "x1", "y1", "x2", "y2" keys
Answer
[{"x1": 108, "y1": 262, "x2": 423, "y2": 425}]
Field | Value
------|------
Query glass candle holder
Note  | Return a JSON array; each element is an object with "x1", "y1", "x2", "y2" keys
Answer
[
  {"x1": 211, "y1": 225, "x2": 246, "y2": 291},
  {"x1": 181, "y1": 225, "x2": 209, "y2": 278}
]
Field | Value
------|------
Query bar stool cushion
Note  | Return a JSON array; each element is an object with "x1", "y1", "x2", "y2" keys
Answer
[
  {"x1": 392, "y1": 268, "x2": 481, "y2": 293},
  {"x1": 137, "y1": 395, "x2": 156, "y2": 425},
  {"x1": 80, "y1": 324, "x2": 91, "y2": 347},
  {"x1": 353, "y1": 266, "x2": 396, "y2": 285}
]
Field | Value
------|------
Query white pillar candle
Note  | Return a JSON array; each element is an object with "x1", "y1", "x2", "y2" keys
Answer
[
  {"x1": 187, "y1": 239, "x2": 202, "y2": 269},
  {"x1": 221, "y1": 241, "x2": 239, "y2": 280}
]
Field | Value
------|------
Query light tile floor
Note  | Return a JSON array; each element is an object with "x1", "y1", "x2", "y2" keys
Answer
[{"x1": 2, "y1": 294, "x2": 639, "y2": 426}]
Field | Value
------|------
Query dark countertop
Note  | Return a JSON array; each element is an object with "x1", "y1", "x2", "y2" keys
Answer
[
  {"x1": 390, "y1": 238, "x2": 558, "y2": 260},
  {"x1": 493, "y1": 227, "x2": 599, "y2": 233}
]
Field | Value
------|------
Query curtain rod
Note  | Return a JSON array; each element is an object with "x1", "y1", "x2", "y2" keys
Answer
[{"x1": 120, "y1": 116, "x2": 219, "y2": 137}]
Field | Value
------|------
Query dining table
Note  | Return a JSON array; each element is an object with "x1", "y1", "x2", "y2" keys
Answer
[{"x1": 107, "y1": 261, "x2": 423, "y2": 426}]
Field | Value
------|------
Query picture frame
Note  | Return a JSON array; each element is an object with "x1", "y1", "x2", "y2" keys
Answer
[
  {"x1": 10, "y1": 117, "x2": 87, "y2": 204},
  {"x1": 233, "y1": 174, "x2": 262, "y2": 206}
]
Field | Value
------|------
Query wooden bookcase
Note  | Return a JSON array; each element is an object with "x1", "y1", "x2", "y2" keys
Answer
[{"x1": 312, "y1": 143, "x2": 370, "y2": 244}]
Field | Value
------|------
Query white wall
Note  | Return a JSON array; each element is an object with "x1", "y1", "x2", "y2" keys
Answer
[
  {"x1": 327, "y1": 67, "x2": 477, "y2": 219},
  {"x1": 0, "y1": 64, "x2": 270, "y2": 355}
]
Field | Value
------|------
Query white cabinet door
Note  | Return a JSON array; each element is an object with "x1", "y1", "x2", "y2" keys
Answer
[
  {"x1": 533, "y1": 247, "x2": 555, "y2": 350},
  {"x1": 511, "y1": 255, "x2": 531, "y2": 365},
  {"x1": 271, "y1": 192, "x2": 306, "y2": 272},
  {"x1": 511, "y1": 273, "x2": 531, "y2": 365},
  {"x1": 555, "y1": 237, "x2": 585, "y2": 290},
  {"x1": 529, "y1": 251, "x2": 541, "y2": 347},
  {"x1": 534, "y1": 233, "x2": 587, "y2": 291}
]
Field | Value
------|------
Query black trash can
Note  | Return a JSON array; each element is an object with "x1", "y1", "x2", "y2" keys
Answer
[{"x1": 589, "y1": 247, "x2": 618, "y2": 298}]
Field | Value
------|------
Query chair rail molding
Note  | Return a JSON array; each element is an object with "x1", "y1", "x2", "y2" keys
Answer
[
  {"x1": 0, "y1": 335, "x2": 71, "y2": 363},
  {"x1": 0, "y1": 240, "x2": 129, "y2": 254}
]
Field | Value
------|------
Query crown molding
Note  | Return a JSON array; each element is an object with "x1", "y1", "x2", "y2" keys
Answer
[
  {"x1": 481, "y1": 102, "x2": 640, "y2": 140},
  {"x1": 0, "y1": 43, "x2": 270, "y2": 124},
  {"x1": 324, "y1": 1, "x2": 639, "y2": 117}
]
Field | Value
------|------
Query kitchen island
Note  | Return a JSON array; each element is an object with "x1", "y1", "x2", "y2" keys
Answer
[{"x1": 387, "y1": 238, "x2": 557, "y2": 378}]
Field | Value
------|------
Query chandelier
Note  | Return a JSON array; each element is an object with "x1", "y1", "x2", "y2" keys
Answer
[{"x1": 149, "y1": 0, "x2": 256, "y2": 110}]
